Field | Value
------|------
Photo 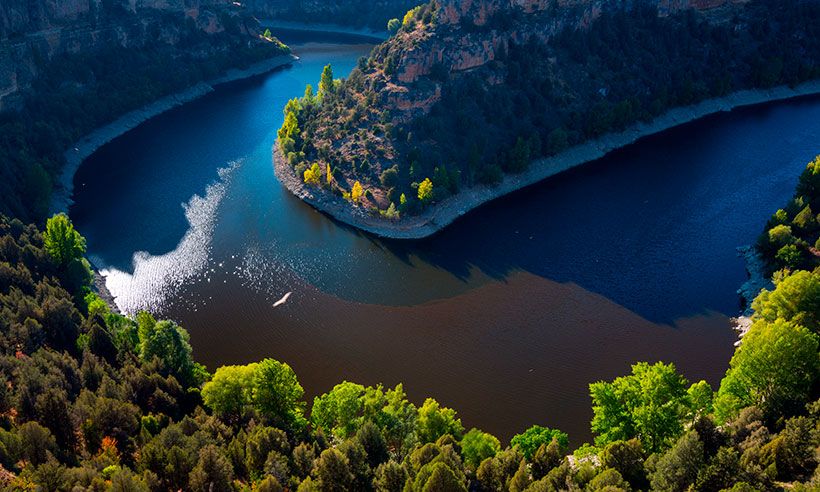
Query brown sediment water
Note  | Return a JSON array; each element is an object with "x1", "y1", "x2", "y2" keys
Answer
[{"x1": 178, "y1": 270, "x2": 734, "y2": 444}]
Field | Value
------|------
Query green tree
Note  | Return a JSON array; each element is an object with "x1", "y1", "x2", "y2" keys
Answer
[
  {"x1": 588, "y1": 468, "x2": 630, "y2": 491},
  {"x1": 508, "y1": 459, "x2": 530, "y2": 492},
  {"x1": 417, "y1": 398, "x2": 463, "y2": 443},
  {"x1": 600, "y1": 439, "x2": 647, "y2": 490},
  {"x1": 263, "y1": 28, "x2": 272, "y2": 39},
  {"x1": 590, "y1": 361, "x2": 691, "y2": 453},
  {"x1": 138, "y1": 319, "x2": 206, "y2": 387},
  {"x1": 796, "y1": 155, "x2": 820, "y2": 207},
  {"x1": 776, "y1": 244, "x2": 804, "y2": 269},
  {"x1": 792, "y1": 205, "x2": 816, "y2": 231},
  {"x1": 374, "y1": 460, "x2": 407, "y2": 492},
  {"x1": 245, "y1": 426, "x2": 289, "y2": 477},
  {"x1": 17, "y1": 421, "x2": 58, "y2": 465},
  {"x1": 767, "y1": 224, "x2": 795, "y2": 249},
  {"x1": 459, "y1": 428, "x2": 500, "y2": 468},
  {"x1": 202, "y1": 363, "x2": 258, "y2": 421},
  {"x1": 252, "y1": 358, "x2": 306, "y2": 430},
  {"x1": 761, "y1": 415, "x2": 818, "y2": 481},
  {"x1": 380, "y1": 166, "x2": 399, "y2": 188},
  {"x1": 314, "y1": 448, "x2": 353, "y2": 491},
  {"x1": 714, "y1": 318, "x2": 819, "y2": 421},
  {"x1": 510, "y1": 425, "x2": 568, "y2": 460},
  {"x1": 412, "y1": 461, "x2": 466, "y2": 491},
  {"x1": 108, "y1": 467, "x2": 150, "y2": 492},
  {"x1": 189, "y1": 445, "x2": 234, "y2": 492},
  {"x1": 383, "y1": 202, "x2": 400, "y2": 220},
  {"x1": 694, "y1": 446, "x2": 741, "y2": 492},
  {"x1": 387, "y1": 18, "x2": 401, "y2": 34},
  {"x1": 357, "y1": 420, "x2": 389, "y2": 468},
  {"x1": 648, "y1": 431, "x2": 704, "y2": 492},
  {"x1": 417, "y1": 178, "x2": 434, "y2": 205},
  {"x1": 278, "y1": 110, "x2": 300, "y2": 145},
  {"x1": 751, "y1": 269, "x2": 820, "y2": 333},
  {"x1": 319, "y1": 65, "x2": 335, "y2": 98},
  {"x1": 304, "y1": 84, "x2": 316, "y2": 104},
  {"x1": 311, "y1": 381, "x2": 366, "y2": 438},
  {"x1": 43, "y1": 213, "x2": 86, "y2": 267},
  {"x1": 507, "y1": 137, "x2": 531, "y2": 173},
  {"x1": 530, "y1": 440, "x2": 562, "y2": 480},
  {"x1": 546, "y1": 127, "x2": 569, "y2": 154},
  {"x1": 687, "y1": 380, "x2": 714, "y2": 418}
]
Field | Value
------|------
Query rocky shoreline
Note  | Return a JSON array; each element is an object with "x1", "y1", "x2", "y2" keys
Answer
[
  {"x1": 731, "y1": 245, "x2": 774, "y2": 344},
  {"x1": 736, "y1": 245, "x2": 773, "y2": 315},
  {"x1": 275, "y1": 80, "x2": 820, "y2": 240},
  {"x1": 51, "y1": 53, "x2": 297, "y2": 214}
]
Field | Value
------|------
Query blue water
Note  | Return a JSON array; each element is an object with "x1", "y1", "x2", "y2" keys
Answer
[{"x1": 69, "y1": 32, "x2": 820, "y2": 441}]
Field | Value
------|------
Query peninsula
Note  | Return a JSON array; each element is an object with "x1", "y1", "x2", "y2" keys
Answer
[{"x1": 275, "y1": 0, "x2": 820, "y2": 239}]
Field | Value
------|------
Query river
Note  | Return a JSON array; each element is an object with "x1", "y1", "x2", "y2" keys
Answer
[{"x1": 68, "y1": 30, "x2": 820, "y2": 444}]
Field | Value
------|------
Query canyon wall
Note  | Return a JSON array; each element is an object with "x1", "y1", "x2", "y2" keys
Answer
[
  {"x1": 0, "y1": 0, "x2": 258, "y2": 111},
  {"x1": 388, "y1": 0, "x2": 750, "y2": 118}
]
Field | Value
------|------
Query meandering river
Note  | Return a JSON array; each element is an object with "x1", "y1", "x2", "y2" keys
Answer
[{"x1": 69, "y1": 30, "x2": 820, "y2": 443}]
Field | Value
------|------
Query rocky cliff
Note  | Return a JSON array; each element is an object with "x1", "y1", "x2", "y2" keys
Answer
[
  {"x1": 278, "y1": 0, "x2": 819, "y2": 233},
  {"x1": 0, "y1": 0, "x2": 263, "y2": 111}
]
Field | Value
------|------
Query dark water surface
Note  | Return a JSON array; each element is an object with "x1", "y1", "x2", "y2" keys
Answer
[{"x1": 70, "y1": 33, "x2": 820, "y2": 443}]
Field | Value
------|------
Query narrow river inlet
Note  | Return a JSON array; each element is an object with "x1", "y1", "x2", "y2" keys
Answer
[{"x1": 69, "y1": 31, "x2": 820, "y2": 444}]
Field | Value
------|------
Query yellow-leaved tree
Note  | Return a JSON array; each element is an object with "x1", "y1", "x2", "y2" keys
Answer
[
  {"x1": 303, "y1": 163, "x2": 321, "y2": 185},
  {"x1": 418, "y1": 178, "x2": 434, "y2": 204},
  {"x1": 351, "y1": 181, "x2": 364, "y2": 204}
]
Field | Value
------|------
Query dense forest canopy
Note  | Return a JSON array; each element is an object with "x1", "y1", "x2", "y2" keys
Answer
[
  {"x1": 0, "y1": 155, "x2": 816, "y2": 488},
  {"x1": 278, "y1": 0, "x2": 820, "y2": 222}
]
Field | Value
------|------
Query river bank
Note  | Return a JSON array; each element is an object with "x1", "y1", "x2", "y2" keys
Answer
[
  {"x1": 51, "y1": 53, "x2": 297, "y2": 214},
  {"x1": 275, "y1": 80, "x2": 820, "y2": 240}
]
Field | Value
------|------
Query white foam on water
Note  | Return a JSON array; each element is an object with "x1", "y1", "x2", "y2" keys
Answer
[{"x1": 100, "y1": 162, "x2": 240, "y2": 314}]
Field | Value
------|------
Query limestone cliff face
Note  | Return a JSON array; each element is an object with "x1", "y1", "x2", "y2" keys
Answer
[
  {"x1": 0, "y1": 0, "x2": 259, "y2": 111},
  {"x1": 379, "y1": 0, "x2": 749, "y2": 120}
]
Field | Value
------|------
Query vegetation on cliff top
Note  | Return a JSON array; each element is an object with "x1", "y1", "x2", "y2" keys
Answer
[
  {"x1": 278, "y1": 0, "x2": 820, "y2": 224},
  {"x1": 0, "y1": 156, "x2": 818, "y2": 488}
]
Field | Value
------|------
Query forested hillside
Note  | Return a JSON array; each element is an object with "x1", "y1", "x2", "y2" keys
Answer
[
  {"x1": 277, "y1": 0, "x2": 820, "y2": 226},
  {"x1": 0, "y1": 169, "x2": 817, "y2": 489},
  {"x1": 0, "y1": 0, "x2": 289, "y2": 223}
]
